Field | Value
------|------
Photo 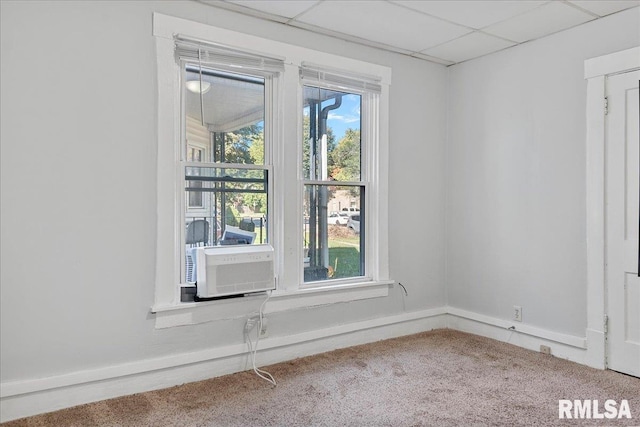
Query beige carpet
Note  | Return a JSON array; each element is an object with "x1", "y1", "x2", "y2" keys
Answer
[{"x1": 3, "y1": 329, "x2": 639, "y2": 426}]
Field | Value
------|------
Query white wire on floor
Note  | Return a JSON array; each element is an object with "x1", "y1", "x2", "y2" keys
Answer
[{"x1": 244, "y1": 291, "x2": 276, "y2": 386}]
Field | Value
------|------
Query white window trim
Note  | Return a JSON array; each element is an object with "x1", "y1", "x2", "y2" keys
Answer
[
  {"x1": 153, "y1": 281, "x2": 393, "y2": 329},
  {"x1": 297, "y1": 79, "x2": 378, "y2": 287},
  {"x1": 152, "y1": 13, "x2": 391, "y2": 325}
]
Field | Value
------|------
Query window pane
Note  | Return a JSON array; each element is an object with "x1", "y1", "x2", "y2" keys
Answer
[
  {"x1": 303, "y1": 184, "x2": 363, "y2": 282},
  {"x1": 303, "y1": 86, "x2": 361, "y2": 181},
  {"x1": 187, "y1": 148, "x2": 204, "y2": 207},
  {"x1": 185, "y1": 166, "x2": 268, "y2": 246},
  {"x1": 183, "y1": 65, "x2": 269, "y2": 282},
  {"x1": 185, "y1": 65, "x2": 265, "y2": 165}
]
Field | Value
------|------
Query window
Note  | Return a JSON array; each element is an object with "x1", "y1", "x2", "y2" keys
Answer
[
  {"x1": 153, "y1": 14, "x2": 391, "y2": 312},
  {"x1": 175, "y1": 38, "x2": 280, "y2": 281},
  {"x1": 300, "y1": 65, "x2": 382, "y2": 285},
  {"x1": 302, "y1": 87, "x2": 365, "y2": 282}
]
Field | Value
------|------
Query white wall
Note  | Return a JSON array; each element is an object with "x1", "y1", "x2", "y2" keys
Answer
[
  {"x1": 8, "y1": 0, "x2": 637, "y2": 420},
  {"x1": 0, "y1": 0, "x2": 447, "y2": 403},
  {"x1": 446, "y1": 8, "x2": 640, "y2": 337}
]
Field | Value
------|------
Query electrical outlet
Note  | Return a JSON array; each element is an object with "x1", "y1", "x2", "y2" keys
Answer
[
  {"x1": 245, "y1": 315, "x2": 259, "y2": 333},
  {"x1": 540, "y1": 345, "x2": 551, "y2": 355},
  {"x1": 259, "y1": 317, "x2": 269, "y2": 338},
  {"x1": 513, "y1": 305, "x2": 522, "y2": 322},
  {"x1": 245, "y1": 314, "x2": 269, "y2": 339},
  {"x1": 245, "y1": 317, "x2": 255, "y2": 330}
]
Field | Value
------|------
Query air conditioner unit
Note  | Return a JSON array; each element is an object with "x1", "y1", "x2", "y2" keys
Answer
[
  {"x1": 185, "y1": 247, "x2": 198, "y2": 283},
  {"x1": 195, "y1": 244, "x2": 275, "y2": 299}
]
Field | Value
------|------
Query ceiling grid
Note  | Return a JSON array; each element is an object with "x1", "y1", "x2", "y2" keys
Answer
[{"x1": 199, "y1": 0, "x2": 639, "y2": 65}]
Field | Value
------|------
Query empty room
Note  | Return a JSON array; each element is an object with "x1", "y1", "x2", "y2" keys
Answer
[{"x1": 1, "y1": 0, "x2": 639, "y2": 425}]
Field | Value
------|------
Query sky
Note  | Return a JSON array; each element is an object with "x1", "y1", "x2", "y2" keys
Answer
[{"x1": 326, "y1": 93, "x2": 361, "y2": 141}]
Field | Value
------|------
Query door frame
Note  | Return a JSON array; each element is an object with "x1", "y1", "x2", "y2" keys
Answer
[{"x1": 585, "y1": 46, "x2": 640, "y2": 369}]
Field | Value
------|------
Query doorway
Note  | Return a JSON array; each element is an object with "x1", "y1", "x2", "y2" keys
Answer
[
  {"x1": 585, "y1": 47, "x2": 640, "y2": 376},
  {"x1": 605, "y1": 70, "x2": 640, "y2": 377}
]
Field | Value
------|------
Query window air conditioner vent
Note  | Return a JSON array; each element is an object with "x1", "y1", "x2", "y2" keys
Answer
[
  {"x1": 185, "y1": 247, "x2": 198, "y2": 283},
  {"x1": 194, "y1": 245, "x2": 275, "y2": 299}
]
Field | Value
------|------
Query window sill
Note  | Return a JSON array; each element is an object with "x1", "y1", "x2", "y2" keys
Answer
[{"x1": 151, "y1": 280, "x2": 392, "y2": 329}]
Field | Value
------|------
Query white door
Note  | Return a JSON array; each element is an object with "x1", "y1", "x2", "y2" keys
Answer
[{"x1": 606, "y1": 70, "x2": 640, "y2": 377}]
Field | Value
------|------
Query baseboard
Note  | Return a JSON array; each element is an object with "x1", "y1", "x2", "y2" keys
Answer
[
  {"x1": 0, "y1": 306, "x2": 596, "y2": 423},
  {"x1": 446, "y1": 306, "x2": 588, "y2": 364},
  {"x1": 0, "y1": 307, "x2": 447, "y2": 423}
]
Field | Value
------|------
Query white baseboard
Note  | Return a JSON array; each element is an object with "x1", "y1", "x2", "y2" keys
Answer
[
  {"x1": 0, "y1": 306, "x2": 595, "y2": 423},
  {"x1": 0, "y1": 308, "x2": 447, "y2": 423},
  {"x1": 446, "y1": 306, "x2": 588, "y2": 364}
]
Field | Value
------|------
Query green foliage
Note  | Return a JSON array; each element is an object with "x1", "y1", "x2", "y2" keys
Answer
[
  {"x1": 330, "y1": 128, "x2": 360, "y2": 181},
  {"x1": 244, "y1": 131, "x2": 267, "y2": 213},
  {"x1": 243, "y1": 192, "x2": 266, "y2": 213},
  {"x1": 225, "y1": 204, "x2": 240, "y2": 226},
  {"x1": 214, "y1": 116, "x2": 360, "y2": 220},
  {"x1": 249, "y1": 132, "x2": 264, "y2": 164},
  {"x1": 215, "y1": 126, "x2": 268, "y2": 215},
  {"x1": 325, "y1": 127, "x2": 336, "y2": 169},
  {"x1": 328, "y1": 246, "x2": 361, "y2": 279},
  {"x1": 218, "y1": 124, "x2": 263, "y2": 164}
]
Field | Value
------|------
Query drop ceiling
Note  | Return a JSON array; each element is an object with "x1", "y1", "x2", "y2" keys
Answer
[{"x1": 198, "y1": 0, "x2": 639, "y2": 65}]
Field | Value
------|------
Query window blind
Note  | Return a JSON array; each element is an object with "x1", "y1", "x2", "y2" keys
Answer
[
  {"x1": 175, "y1": 36, "x2": 285, "y2": 75},
  {"x1": 300, "y1": 63, "x2": 382, "y2": 94}
]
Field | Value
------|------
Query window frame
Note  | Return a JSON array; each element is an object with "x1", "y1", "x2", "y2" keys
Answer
[
  {"x1": 152, "y1": 13, "x2": 392, "y2": 317},
  {"x1": 299, "y1": 83, "x2": 375, "y2": 287},
  {"x1": 178, "y1": 59, "x2": 276, "y2": 281}
]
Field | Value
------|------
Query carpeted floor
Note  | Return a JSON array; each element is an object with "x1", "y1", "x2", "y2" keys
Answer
[{"x1": 3, "y1": 329, "x2": 639, "y2": 426}]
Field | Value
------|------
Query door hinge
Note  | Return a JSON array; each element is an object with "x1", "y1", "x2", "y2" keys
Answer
[
  {"x1": 604, "y1": 314, "x2": 609, "y2": 334},
  {"x1": 604, "y1": 97, "x2": 609, "y2": 115}
]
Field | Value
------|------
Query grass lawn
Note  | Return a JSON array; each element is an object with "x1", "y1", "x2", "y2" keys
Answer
[
  {"x1": 303, "y1": 226, "x2": 362, "y2": 279},
  {"x1": 328, "y1": 234, "x2": 361, "y2": 279}
]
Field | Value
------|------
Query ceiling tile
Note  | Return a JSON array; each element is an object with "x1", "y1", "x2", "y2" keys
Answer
[
  {"x1": 483, "y1": 1, "x2": 596, "y2": 42},
  {"x1": 568, "y1": 1, "x2": 639, "y2": 17},
  {"x1": 392, "y1": 0, "x2": 547, "y2": 30},
  {"x1": 224, "y1": 0, "x2": 319, "y2": 19},
  {"x1": 422, "y1": 31, "x2": 516, "y2": 63},
  {"x1": 294, "y1": 0, "x2": 471, "y2": 52}
]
